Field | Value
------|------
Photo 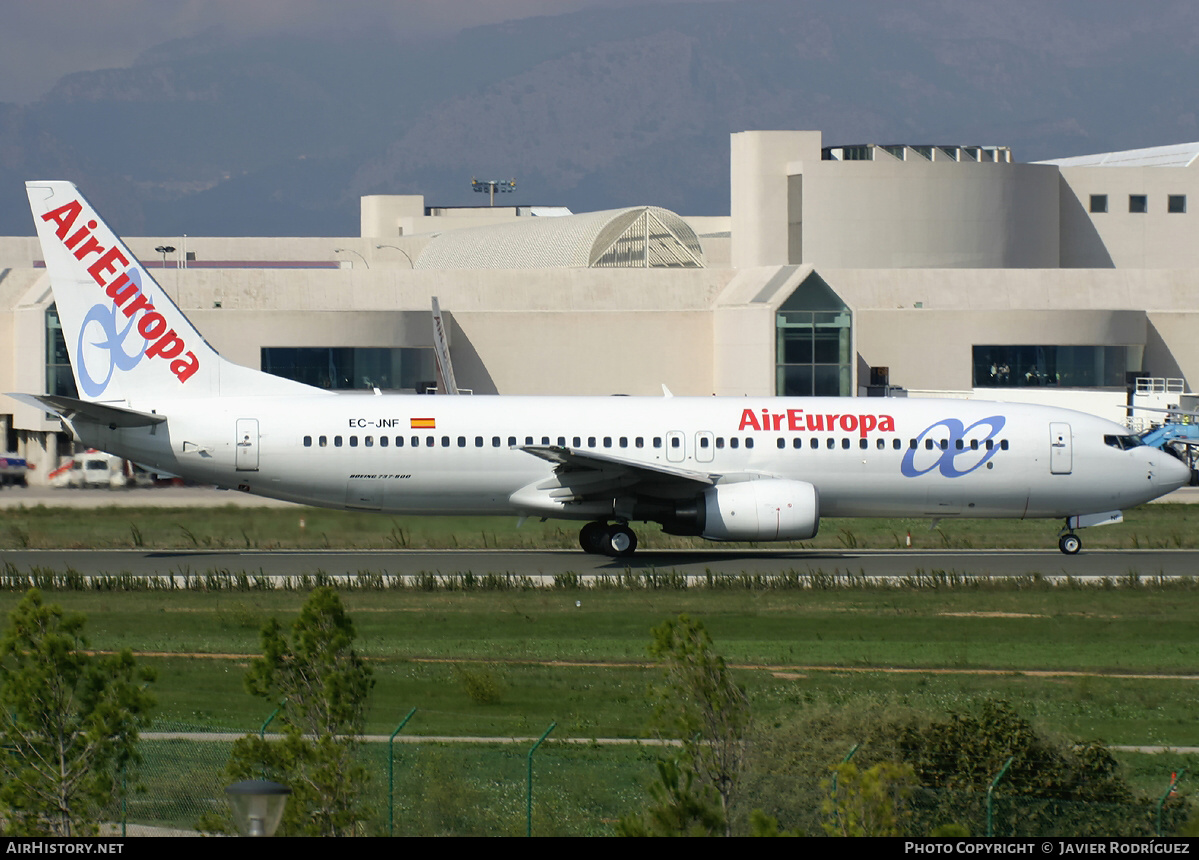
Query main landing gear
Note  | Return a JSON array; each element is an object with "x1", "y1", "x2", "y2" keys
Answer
[{"x1": 579, "y1": 520, "x2": 639, "y2": 557}]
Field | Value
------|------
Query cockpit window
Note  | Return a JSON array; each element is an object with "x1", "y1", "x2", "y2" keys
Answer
[{"x1": 1104, "y1": 434, "x2": 1143, "y2": 451}]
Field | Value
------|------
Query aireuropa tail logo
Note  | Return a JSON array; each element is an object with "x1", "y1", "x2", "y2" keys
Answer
[
  {"x1": 77, "y1": 275, "x2": 149, "y2": 398},
  {"x1": 41, "y1": 198, "x2": 199, "y2": 393},
  {"x1": 900, "y1": 416, "x2": 1006, "y2": 478}
]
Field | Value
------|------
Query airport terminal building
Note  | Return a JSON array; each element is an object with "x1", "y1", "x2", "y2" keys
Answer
[{"x1": 3, "y1": 129, "x2": 1199, "y2": 482}]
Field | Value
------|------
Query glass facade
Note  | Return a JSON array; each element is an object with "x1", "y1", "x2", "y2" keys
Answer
[
  {"x1": 776, "y1": 274, "x2": 852, "y2": 397},
  {"x1": 45, "y1": 304, "x2": 78, "y2": 398},
  {"x1": 261, "y1": 347, "x2": 436, "y2": 391},
  {"x1": 973, "y1": 345, "x2": 1141, "y2": 389}
]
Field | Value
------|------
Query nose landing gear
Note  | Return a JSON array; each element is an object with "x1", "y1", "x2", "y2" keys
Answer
[
  {"x1": 1058, "y1": 531, "x2": 1082, "y2": 555},
  {"x1": 579, "y1": 520, "x2": 639, "y2": 557}
]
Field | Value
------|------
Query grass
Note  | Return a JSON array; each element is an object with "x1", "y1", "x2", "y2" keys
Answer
[
  {"x1": 2, "y1": 502, "x2": 1199, "y2": 549},
  {"x1": 3, "y1": 586, "x2": 1198, "y2": 747},
  {"x1": 4, "y1": 504, "x2": 1199, "y2": 833}
]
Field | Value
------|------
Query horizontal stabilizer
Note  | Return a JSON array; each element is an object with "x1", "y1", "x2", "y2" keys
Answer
[{"x1": 6, "y1": 393, "x2": 166, "y2": 427}]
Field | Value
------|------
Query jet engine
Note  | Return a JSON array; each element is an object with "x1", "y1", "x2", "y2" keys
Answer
[{"x1": 655, "y1": 478, "x2": 820, "y2": 541}]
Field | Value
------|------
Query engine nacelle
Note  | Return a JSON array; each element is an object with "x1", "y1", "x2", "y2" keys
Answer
[{"x1": 701, "y1": 479, "x2": 820, "y2": 541}]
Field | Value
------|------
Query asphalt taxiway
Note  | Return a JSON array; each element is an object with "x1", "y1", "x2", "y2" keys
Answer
[{"x1": 1, "y1": 547, "x2": 1196, "y2": 580}]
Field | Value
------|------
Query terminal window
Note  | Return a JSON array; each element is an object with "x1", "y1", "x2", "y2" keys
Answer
[
  {"x1": 261, "y1": 347, "x2": 434, "y2": 391},
  {"x1": 974, "y1": 345, "x2": 1141, "y2": 389},
  {"x1": 1089, "y1": 195, "x2": 1107, "y2": 213},
  {"x1": 1169, "y1": 195, "x2": 1187, "y2": 213},
  {"x1": 1129, "y1": 195, "x2": 1148, "y2": 214}
]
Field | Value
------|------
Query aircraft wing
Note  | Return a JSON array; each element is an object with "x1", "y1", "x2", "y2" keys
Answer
[
  {"x1": 6, "y1": 393, "x2": 166, "y2": 428},
  {"x1": 518, "y1": 444, "x2": 720, "y2": 501}
]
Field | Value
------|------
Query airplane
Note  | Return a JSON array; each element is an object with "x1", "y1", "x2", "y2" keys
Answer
[{"x1": 10, "y1": 180, "x2": 1194, "y2": 557}]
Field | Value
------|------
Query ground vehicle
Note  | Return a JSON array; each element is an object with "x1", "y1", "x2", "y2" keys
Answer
[{"x1": 0, "y1": 453, "x2": 28, "y2": 487}]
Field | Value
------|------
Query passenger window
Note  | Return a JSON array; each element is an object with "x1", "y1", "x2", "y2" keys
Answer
[
  {"x1": 955, "y1": 439, "x2": 964, "y2": 450},
  {"x1": 860, "y1": 439, "x2": 869, "y2": 450},
  {"x1": 730, "y1": 438, "x2": 739, "y2": 449},
  {"x1": 700, "y1": 437, "x2": 710, "y2": 448},
  {"x1": 635, "y1": 437, "x2": 644, "y2": 448},
  {"x1": 334, "y1": 436, "x2": 343, "y2": 447},
  {"x1": 794, "y1": 438, "x2": 803, "y2": 449},
  {"x1": 588, "y1": 436, "x2": 597, "y2": 447},
  {"x1": 319, "y1": 435, "x2": 327, "y2": 447},
  {"x1": 493, "y1": 436, "x2": 501, "y2": 447},
  {"x1": 303, "y1": 435, "x2": 312, "y2": 447},
  {"x1": 715, "y1": 437, "x2": 725, "y2": 449},
  {"x1": 671, "y1": 437, "x2": 681, "y2": 448},
  {"x1": 777, "y1": 438, "x2": 785, "y2": 449},
  {"x1": 440, "y1": 436, "x2": 449, "y2": 447},
  {"x1": 395, "y1": 436, "x2": 403, "y2": 447},
  {"x1": 841, "y1": 438, "x2": 850, "y2": 450},
  {"x1": 426, "y1": 436, "x2": 434, "y2": 447},
  {"x1": 826, "y1": 438, "x2": 835, "y2": 449},
  {"x1": 558, "y1": 437, "x2": 566, "y2": 447},
  {"x1": 986, "y1": 439, "x2": 994, "y2": 450},
  {"x1": 525, "y1": 436, "x2": 534, "y2": 446},
  {"x1": 876, "y1": 439, "x2": 885, "y2": 450},
  {"x1": 653, "y1": 437, "x2": 662, "y2": 448},
  {"x1": 509, "y1": 436, "x2": 518, "y2": 447},
  {"x1": 380, "y1": 436, "x2": 388, "y2": 447},
  {"x1": 349, "y1": 436, "x2": 358, "y2": 447},
  {"x1": 970, "y1": 439, "x2": 979, "y2": 450},
  {"x1": 810, "y1": 438, "x2": 819, "y2": 450},
  {"x1": 620, "y1": 437, "x2": 628, "y2": 448},
  {"x1": 925, "y1": 439, "x2": 935, "y2": 450},
  {"x1": 364, "y1": 436, "x2": 373, "y2": 447},
  {"x1": 573, "y1": 437, "x2": 581, "y2": 447},
  {"x1": 542, "y1": 436, "x2": 550, "y2": 445},
  {"x1": 1000, "y1": 439, "x2": 1009, "y2": 450},
  {"x1": 893, "y1": 439, "x2": 901, "y2": 450},
  {"x1": 603, "y1": 437, "x2": 612, "y2": 448},
  {"x1": 745, "y1": 438, "x2": 754, "y2": 449}
]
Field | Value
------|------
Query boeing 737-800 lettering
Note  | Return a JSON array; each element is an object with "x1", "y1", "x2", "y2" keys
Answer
[{"x1": 11, "y1": 181, "x2": 1193, "y2": 556}]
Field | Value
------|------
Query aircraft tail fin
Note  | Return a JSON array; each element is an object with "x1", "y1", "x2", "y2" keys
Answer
[{"x1": 26, "y1": 180, "x2": 321, "y2": 402}]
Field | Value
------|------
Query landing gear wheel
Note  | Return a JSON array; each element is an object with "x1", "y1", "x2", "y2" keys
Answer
[
  {"x1": 1059, "y1": 533, "x2": 1082, "y2": 555},
  {"x1": 605, "y1": 523, "x2": 638, "y2": 557},
  {"x1": 579, "y1": 521, "x2": 609, "y2": 554}
]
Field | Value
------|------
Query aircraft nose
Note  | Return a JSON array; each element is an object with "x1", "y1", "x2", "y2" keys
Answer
[{"x1": 1154, "y1": 452, "x2": 1194, "y2": 495}]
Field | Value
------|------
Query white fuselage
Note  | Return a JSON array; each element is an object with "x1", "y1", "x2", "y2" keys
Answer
[{"x1": 76, "y1": 394, "x2": 1190, "y2": 522}]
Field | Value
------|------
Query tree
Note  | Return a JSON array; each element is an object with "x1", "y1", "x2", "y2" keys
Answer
[
  {"x1": 616, "y1": 757, "x2": 726, "y2": 837},
  {"x1": 220, "y1": 587, "x2": 375, "y2": 836},
  {"x1": 647, "y1": 614, "x2": 750, "y2": 834},
  {"x1": 821, "y1": 761, "x2": 916, "y2": 837},
  {"x1": 0, "y1": 589, "x2": 154, "y2": 836}
]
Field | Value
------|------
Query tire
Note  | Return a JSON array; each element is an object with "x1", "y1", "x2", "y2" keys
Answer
[
  {"x1": 1059, "y1": 533, "x2": 1081, "y2": 555},
  {"x1": 579, "y1": 521, "x2": 609, "y2": 554},
  {"x1": 605, "y1": 524, "x2": 638, "y2": 557}
]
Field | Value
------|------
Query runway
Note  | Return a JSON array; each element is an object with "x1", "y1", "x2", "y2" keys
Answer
[{"x1": 2, "y1": 547, "x2": 1196, "y2": 580}]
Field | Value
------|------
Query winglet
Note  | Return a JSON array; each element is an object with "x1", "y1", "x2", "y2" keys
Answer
[{"x1": 661, "y1": 384, "x2": 673, "y2": 398}]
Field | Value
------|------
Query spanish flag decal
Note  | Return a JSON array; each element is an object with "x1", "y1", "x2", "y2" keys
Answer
[{"x1": 410, "y1": 417, "x2": 436, "y2": 429}]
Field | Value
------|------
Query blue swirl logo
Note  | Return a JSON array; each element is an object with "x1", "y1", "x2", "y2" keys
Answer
[
  {"x1": 75, "y1": 269, "x2": 151, "y2": 398},
  {"x1": 899, "y1": 416, "x2": 1006, "y2": 478}
]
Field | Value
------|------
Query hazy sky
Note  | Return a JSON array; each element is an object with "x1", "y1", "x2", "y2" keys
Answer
[{"x1": 0, "y1": 0, "x2": 700, "y2": 104}]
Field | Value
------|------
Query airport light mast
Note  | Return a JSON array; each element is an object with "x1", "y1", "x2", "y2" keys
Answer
[{"x1": 471, "y1": 177, "x2": 516, "y2": 206}]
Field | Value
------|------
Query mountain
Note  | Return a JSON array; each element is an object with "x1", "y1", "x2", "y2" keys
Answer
[{"x1": 2, "y1": 0, "x2": 1198, "y2": 236}]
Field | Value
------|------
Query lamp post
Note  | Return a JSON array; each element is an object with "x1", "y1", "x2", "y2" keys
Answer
[
  {"x1": 225, "y1": 779, "x2": 291, "y2": 837},
  {"x1": 375, "y1": 244, "x2": 415, "y2": 268},
  {"x1": 154, "y1": 245, "x2": 175, "y2": 269},
  {"x1": 471, "y1": 177, "x2": 516, "y2": 206},
  {"x1": 333, "y1": 248, "x2": 369, "y2": 268}
]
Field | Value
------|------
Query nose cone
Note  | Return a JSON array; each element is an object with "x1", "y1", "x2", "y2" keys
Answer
[{"x1": 1153, "y1": 452, "x2": 1194, "y2": 497}]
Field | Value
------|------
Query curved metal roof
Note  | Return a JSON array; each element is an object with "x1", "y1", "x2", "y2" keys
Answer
[{"x1": 414, "y1": 206, "x2": 705, "y2": 269}]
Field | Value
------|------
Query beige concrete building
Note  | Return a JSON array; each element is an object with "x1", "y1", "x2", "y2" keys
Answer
[{"x1": 4, "y1": 129, "x2": 1199, "y2": 481}]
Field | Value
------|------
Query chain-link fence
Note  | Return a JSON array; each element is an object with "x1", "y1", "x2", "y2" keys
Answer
[{"x1": 100, "y1": 723, "x2": 1195, "y2": 837}]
